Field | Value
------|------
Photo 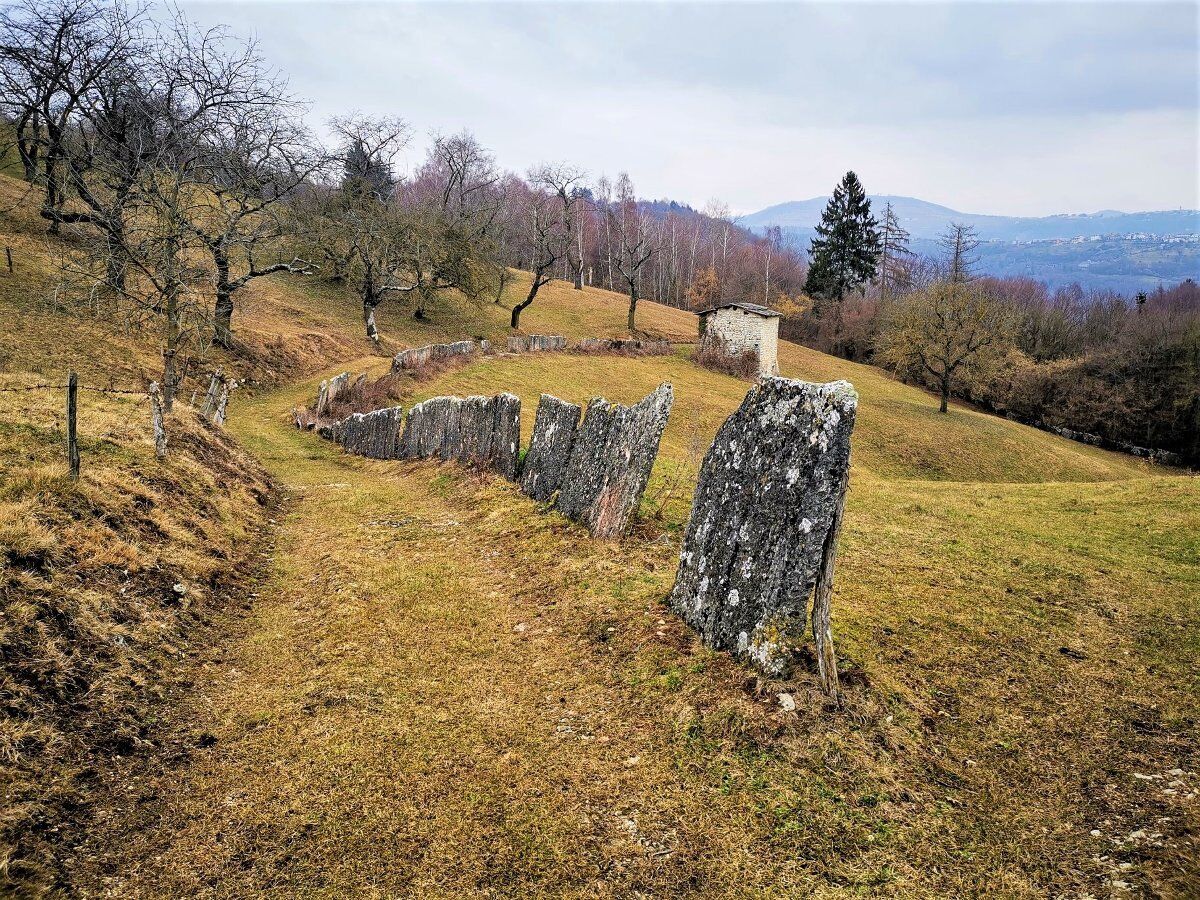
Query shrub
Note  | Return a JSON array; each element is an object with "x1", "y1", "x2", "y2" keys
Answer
[{"x1": 694, "y1": 335, "x2": 760, "y2": 380}]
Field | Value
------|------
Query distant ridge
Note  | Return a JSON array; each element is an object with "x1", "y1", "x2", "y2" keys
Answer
[{"x1": 739, "y1": 195, "x2": 1200, "y2": 242}]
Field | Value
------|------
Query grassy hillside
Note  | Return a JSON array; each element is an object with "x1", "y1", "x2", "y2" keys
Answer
[
  {"x1": 0, "y1": 378, "x2": 274, "y2": 891},
  {"x1": 1, "y1": 169, "x2": 1196, "y2": 897}
]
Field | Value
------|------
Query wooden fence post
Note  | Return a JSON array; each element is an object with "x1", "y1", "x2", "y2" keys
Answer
[
  {"x1": 149, "y1": 381, "x2": 167, "y2": 459},
  {"x1": 67, "y1": 371, "x2": 80, "y2": 479}
]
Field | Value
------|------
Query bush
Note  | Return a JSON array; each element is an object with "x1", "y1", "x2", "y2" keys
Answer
[{"x1": 694, "y1": 336, "x2": 760, "y2": 380}]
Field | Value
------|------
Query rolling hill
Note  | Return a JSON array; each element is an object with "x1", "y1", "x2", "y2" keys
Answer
[
  {"x1": 1, "y1": 169, "x2": 1197, "y2": 897},
  {"x1": 741, "y1": 195, "x2": 1200, "y2": 294}
]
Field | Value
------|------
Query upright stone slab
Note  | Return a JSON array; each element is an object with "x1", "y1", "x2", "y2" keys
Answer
[
  {"x1": 667, "y1": 377, "x2": 857, "y2": 688},
  {"x1": 315, "y1": 371, "x2": 351, "y2": 416},
  {"x1": 519, "y1": 394, "x2": 582, "y2": 501},
  {"x1": 453, "y1": 396, "x2": 490, "y2": 464},
  {"x1": 489, "y1": 392, "x2": 522, "y2": 480},
  {"x1": 341, "y1": 406, "x2": 405, "y2": 459},
  {"x1": 555, "y1": 383, "x2": 673, "y2": 538},
  {"x1": 400, "y1": 396, "x2": 460, "y2": 459}
]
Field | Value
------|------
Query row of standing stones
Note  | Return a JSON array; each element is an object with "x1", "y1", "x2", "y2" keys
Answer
[
  {"x1": 325, "y1": 383, "x2": 675, "y2": 541},
  {"x1": 307, "y1": 348, "x2": 858, "y2": 695}
]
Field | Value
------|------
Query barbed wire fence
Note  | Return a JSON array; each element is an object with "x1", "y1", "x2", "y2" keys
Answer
[{"x1": 0, "y1": 368, "x2": 231, "y2": 477}]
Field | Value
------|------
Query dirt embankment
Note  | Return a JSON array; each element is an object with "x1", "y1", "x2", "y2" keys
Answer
[{"x1": 0, "y1": 385, "x2": 277, "y2": 896}]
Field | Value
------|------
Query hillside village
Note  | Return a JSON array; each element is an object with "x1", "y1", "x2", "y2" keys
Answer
[{"x1": 0, "y1": 2, "x2": 1197, "y2": 899}]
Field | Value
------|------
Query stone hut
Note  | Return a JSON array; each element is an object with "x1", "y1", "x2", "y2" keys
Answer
[{"x1": 698, "y1": 302, "x2": 781, "y2": 376}]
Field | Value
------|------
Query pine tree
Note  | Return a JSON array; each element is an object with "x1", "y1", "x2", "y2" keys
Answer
[{"x1": 803, "y1": 171, "x2": 881, "y2": 303}]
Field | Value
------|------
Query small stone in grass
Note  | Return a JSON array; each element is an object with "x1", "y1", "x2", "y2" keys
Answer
[{"x1": 778, "y1": 693, "x2": 796, "y2": 712}]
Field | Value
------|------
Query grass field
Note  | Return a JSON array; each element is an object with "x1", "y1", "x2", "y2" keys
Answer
[{"x1": 1, "y1": 170, "x2": 1197, "y2": 897}]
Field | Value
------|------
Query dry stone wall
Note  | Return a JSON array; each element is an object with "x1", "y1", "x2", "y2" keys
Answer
[
  {"x1": 519, "y1": 395, "x2": 582, "y2": 501},
  {"x1": 338, "y1": 406, "x2": 405, "y2": 459},
  {"x1": 554, "y1": 383, "x2": 673, "y2": 538},
  {"x1": 574, "y1": 338, "x2": 671, "y2": 355},
  {"x1": 391, "y1": 340, "x2": 481, "y2": 373},
  {"x1": 668, "y1": 377, "x2": 856, "y2": 693},
  {"x1": 507, "y1": 334, "x2": 566, "y2": 353},
  {"x1": 379, "y1": 393, "x2": 523, "y2": 478}
]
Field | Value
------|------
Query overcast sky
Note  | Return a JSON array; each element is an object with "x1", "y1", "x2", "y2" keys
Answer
[{"x1": 179, "y1": 1, "x2": 1199, "y2": 217}]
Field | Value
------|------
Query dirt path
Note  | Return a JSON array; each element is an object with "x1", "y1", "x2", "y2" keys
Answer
[{"x1": 69, "y1": 365, "x2": 826, "y2": 898}]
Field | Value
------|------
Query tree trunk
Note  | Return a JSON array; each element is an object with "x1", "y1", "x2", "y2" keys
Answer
[
  {"x1": 627, "y1": 282, "x2": 639, "y2": 333},
  {"x1": 939, "y1": 377, "x2": 950, "y2": 413},
  {"x1": 511, "y1": 279, "x2": 541, "y2": 329},
  {"x1": 213, "y1": 246, "x2": 234, "y2": 349},
  {"x1": 573, "y1": 259, "x2": 583, "y2": 290},
  {"x1": 364, "y1": 297, "x2": 380, "y2": 341},
  {"x1": 105, "y1": 225, "x2": 127, "y2": 295},
  {"x1": 214, "y1": 288, "x2": 234, "y2": 349}
]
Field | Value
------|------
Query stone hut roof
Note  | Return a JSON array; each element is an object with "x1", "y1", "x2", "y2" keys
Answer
[{"x1": 697, "y1": 301, "x2": 782, "y2": 319}]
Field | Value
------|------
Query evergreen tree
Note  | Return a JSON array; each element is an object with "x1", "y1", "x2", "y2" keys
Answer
[{"x1": 803, "y1": 171, "x2": 881, "y2": 303}]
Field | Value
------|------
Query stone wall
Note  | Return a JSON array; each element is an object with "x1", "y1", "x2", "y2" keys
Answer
[
  {"x1": 574, "y1": 338, "x2": 672, "y2": 356},
  {"x1": 554, "y1": 383, "x2": 673, "y2": 538},
  {"x1": 391, "y1": 340, "x2": 481, "y2": 373},
  {"x1": 519, "y1": 395, "x2": 582, "y2": 501},
  {"x1": 334, "y1": 392, "x2": 522, "y2": 479},
  {"x1": 337, "y1": 406, "x2": 405, "y2": 459},
  {"x1": 507, "y1": 334, "x2": 567, "y2": 353},
  {"x1": 315, "y1": 376, "x2": 674, "y2": 539},
  {"x1": 668, "y1": 377, "x2": 856, "y2": 694}
]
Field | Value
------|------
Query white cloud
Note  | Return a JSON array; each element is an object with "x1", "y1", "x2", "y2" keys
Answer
[{"x1": 179, "y1": 0, "x2": 1200, "y2": 216}]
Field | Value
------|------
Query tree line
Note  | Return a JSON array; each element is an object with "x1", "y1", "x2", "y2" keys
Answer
[
  {"x1": 789, "y1": 171, "x2": 1199, "y2": 462},
  {"x1": 3, "y1": 0, "x2": 1193, "y2": 461},
  {"x1": 0, "y1": 0, "x2": 806, "y2": 404}
]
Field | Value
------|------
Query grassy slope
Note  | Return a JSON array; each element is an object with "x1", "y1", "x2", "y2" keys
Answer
[
  {"x1": 65, "y1": 357, "x2": 1198, "y2": 898},
  {"x1": 0, "y1": 377, "x2": 274, "y2": 892},
  {"x1": 1, "y1": 170, "x2": 1196, "y2": 896}
]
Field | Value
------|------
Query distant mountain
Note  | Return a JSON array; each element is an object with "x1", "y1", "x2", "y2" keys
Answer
[
  {"x1": 741, "y1": 195, "x2": 1200, "y2": 294},
  {"x1": 739, "y1": 195, "x2": 1200, "y2": 242}
]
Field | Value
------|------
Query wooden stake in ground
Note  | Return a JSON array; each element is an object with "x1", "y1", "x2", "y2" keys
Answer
[
  {"x1": 200, "y1": 369, "x2": 224, "y2": 421},
  {"x1": 66, "y1": 371, "x2": 80, "y2": 479},
  {"x1": 812, "y1": 474, "x2": 848, "y2": 705},
  {"x1": 149, "y1": 381, "x2": 167, "y2": 459},
  {"x1": 4, "y1": 247, "x2": 12, "y2": 274}
]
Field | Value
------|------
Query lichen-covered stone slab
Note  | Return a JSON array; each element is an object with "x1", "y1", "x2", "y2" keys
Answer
[
  {"x1": 315, "y1": 371, "x2": 351, "y2": 416},
  {"x1": 555, "y1": 383, "x2": 673, "y2": 538},
  {"x1": 340, "y1": 406, "x2": 405, "y2": 459},
  {"x1": 489, "y1": 392, "x2": 522, "y2": 480},
  {"x1": 400, "y1": 396, "x2": 460, "y2": 459},
  {"x1": 668, "y1": 377, "x2": 857, "y2": 678},
  {"x1": 396, "y1": 393, "x2": 521, "y2": 479},
  {"x1": 519, "y1": 394, "x2": 581, "y2": 501}
]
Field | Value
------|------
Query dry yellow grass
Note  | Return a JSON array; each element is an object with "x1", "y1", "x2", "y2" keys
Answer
[
  {"x1": 1, "y1": 169, "x2": 1196, "y2": 897},
  {"x1": 60, "y1": 348, "x2": 1197, "y2": 898},
  {"x1": 0, "y1": 375, "x2": 274, "y2": 893}
]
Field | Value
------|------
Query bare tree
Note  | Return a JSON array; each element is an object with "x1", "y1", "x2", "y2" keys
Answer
[
  {"x1": 940, "y1": 221, "x2": 980, "y2": 283},
  {"x1": 876, "y1": 280, "x2": 1013, "y2": 413},
  {"x1": 610, "y1": 172, "x2": 655, "y2": 332},
  {"x1": 878, "y1": 201, "x2": 912, "y2": 299},
  {"x1": 527, "y1": 162, "x2": 586, "y2": 291},
  {"x1": 509, "y1": 181, "x2": 566, "y2": 329},
  {"x1": 0, "y1": 0, "x2": 143, "y2": 230},
  {"x1": 183, "y1": 87, "x2": 323, "y2": 347}
]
